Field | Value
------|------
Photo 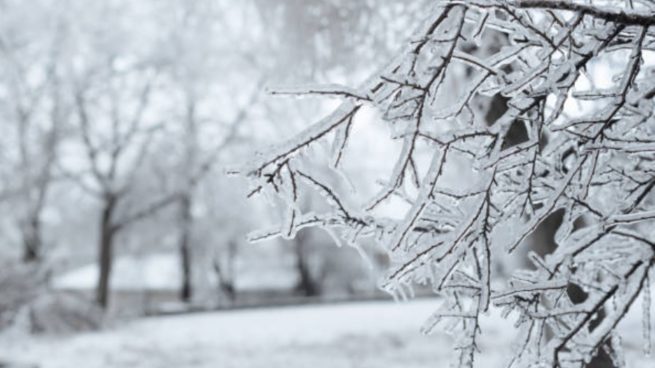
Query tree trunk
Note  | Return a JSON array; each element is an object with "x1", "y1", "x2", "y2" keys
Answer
[
  {"x1": 178, "y1": 97, "x2": 198, "y2": 302},
  {"x1": 179, "y1": 241, "x2": 192, "y2": 302},
  {"x1": 213, "y1": 250, "x2": 236, "y2": 306},
  {"x1": 19, "y1": 120, "x2": 57, "y2": 264},
  {"x1": 178, "y1": 194, "x2": 193, "y2": 302},
  {"x1": 293, "y1": 230, "x2": 320, "y2": 297},
  {"x1": 96, "y1": 195, "x2": 117, "y2": 309},
  {"x1": 21, "y1": 216, "x2": 42, "y2": 263},
  {"x1": 225, "y1": 241, "x2": 237, "y2": 302}
]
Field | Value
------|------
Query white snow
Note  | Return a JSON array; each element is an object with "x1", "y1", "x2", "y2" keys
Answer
[
  {"x1": 0, "y1": 299, "x2": 479, "y2": 368},
  {"x1": 53, "y1": 253, "x2": 182, "y2": 291},
  {"x1": 53, "y1": 253, "x2": 299, "y2": 293},
  {"x1": 0, "y1": 298, "x2": 651, "y2": 367},
  {"x1": 234, "y1": 265, "x2": 298, "y2": 292}
]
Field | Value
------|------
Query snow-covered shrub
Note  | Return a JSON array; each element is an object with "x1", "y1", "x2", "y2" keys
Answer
[
  {"x1": 0, "y1": 262, "x2": 102, "y2": 334},
  {"x1": 238, "y1": 1, "x2": 655, "y2": 367},
  {"x1": 27, "y1": 293, "x2": 103, "y2": 334},
  {"x1": 0, "y1": 263, "x2": 43, "y2": 330}
]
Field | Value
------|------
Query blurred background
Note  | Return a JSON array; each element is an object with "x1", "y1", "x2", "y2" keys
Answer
[
  {"x1": 0, "y1": 1, "x2": 451, "y2": 367},
  {"x1": 0, "y1": 0, "x2": 424, "y2": 318}
]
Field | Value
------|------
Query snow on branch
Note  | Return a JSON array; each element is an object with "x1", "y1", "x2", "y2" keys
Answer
[
  {"x1": 240, "y1": 2, "x2": 655, "y2": 367},
  {"x1": 511, "y1": 0, "x2": 655, "y2": 27}
]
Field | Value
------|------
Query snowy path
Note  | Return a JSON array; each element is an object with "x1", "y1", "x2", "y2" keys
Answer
[{"x1": 0, "y1": 298, "x2": 651, "y2": 367}]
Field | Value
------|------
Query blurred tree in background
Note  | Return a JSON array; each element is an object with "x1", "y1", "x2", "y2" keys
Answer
[{"x1": 0, "y1": 0, "x2": 428, "y2": 326}]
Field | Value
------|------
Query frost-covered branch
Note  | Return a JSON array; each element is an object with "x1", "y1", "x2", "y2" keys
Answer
[{"x1": 241, "y1": 2, "x2": 655, "y2": 367}]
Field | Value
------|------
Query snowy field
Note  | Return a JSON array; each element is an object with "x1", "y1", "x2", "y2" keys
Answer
[{"x1": 0, "y1": 298, "x2": 652, "y2": 368}]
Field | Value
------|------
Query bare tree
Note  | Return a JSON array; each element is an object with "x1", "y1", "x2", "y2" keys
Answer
[
  {"x1": 147, "y1": 0, "x2": 264, "y2": 303},
  {"x1": 0, "y1": 4, "x2": 68, "y2": 263},
  {"x1": 66, "y1": 63, "x2": 181, "y2": 309},
  {"x1": 241, "y1": 2, "x2": 655, "y2": 367},
  {"x1": 173, "y1": 88, "x2": 256, "y2": 302}
]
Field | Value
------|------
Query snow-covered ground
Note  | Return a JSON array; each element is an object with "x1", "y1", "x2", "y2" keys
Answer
[
  {"x1": 53, "y1": 252, "x2": 299, "y2": 293},
  {"x1": 0, "y1": 298, "x2": 652, "y2": 368}
]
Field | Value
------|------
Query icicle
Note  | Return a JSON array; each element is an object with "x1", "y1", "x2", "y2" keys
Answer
[
  {"x1": 350, "y1": 241, "x2": 375, "y2": 270},
  {"x1": 644, "y1": 273, "x2": 652, "y2": 357},
  {"x1": 330, "y1": 115, "x2": 354, "y2": 169},
  {"x1": 554, "y1": 204, "x2": 574, "y2": 246},
  {"x1": 281, "y1": 205, "x2": 299, "y2": 239},
  {"x1": 322, "y1": 227, "x2": 344, "y2": 248},
  {"x1": 610, "y1": 334, "x2": 626, "y2": 368}
]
